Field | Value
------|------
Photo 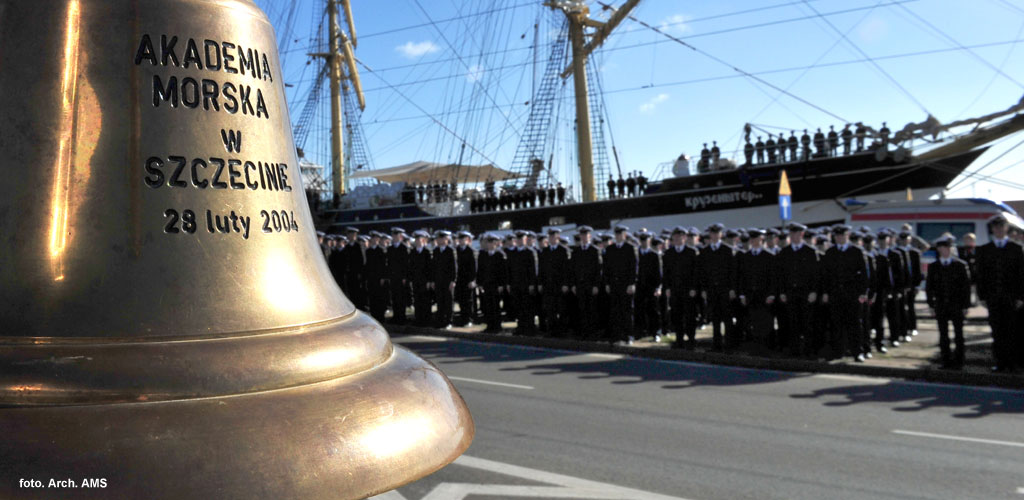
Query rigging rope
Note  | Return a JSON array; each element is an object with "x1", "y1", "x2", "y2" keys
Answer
[
  {"x1": 600, "y1": 1, "x2": 849, "y2": 123},
  {"x1": 799, "y1": 0, "x2": 931, "y2": 116}
]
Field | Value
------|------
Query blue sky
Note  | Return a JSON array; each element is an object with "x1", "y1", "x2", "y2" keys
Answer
[{"x1": 256, "y1": 0, "x2": 1024, "y2": 202}]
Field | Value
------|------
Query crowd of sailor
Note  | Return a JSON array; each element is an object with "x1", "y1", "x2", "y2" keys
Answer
[
  {"x1": 697, "y1": 122, "x2": 896, "y2": 172},
  {"x1": 316, "y1": 215, "x2": 1024, "y2": 371}
]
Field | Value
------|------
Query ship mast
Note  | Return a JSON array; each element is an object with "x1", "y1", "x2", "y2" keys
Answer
[
  {"x1": 313, "y1": 0, "x2": 364, "y2": 205},
  {"x1": 548, "y1": 0, "x2": 639, "y2": 202}
]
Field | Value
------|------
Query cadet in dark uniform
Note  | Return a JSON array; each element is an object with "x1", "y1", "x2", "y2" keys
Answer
[
  {"x1": 454, "y1": 231, "x2": 477, "y2": 326},
  {"x1": 755, "y1": 136, "x2": 765, "y2": 164},
  {"x1": 849, "y1": 231, "x2": 875, "y2": 358},
  {"x1": 743, "y1": 139, "x2": 755, "y2": 165},
  {"x1": 827, "y1": 125, "x2": 839, "y2": 156},
  {"x1": 627, "y1": 174, "x2": 637, "y2": 197},
  {"x1": 635, "y1": 232, "x2": 663, "y2": 340},
  {"x1": 539, "y1": 228, "x2": 571, "y2": 336},
  {"x1": 800, "y1": 130, "x2": 812, "y2": 161},
  {"x1": 364, "y1": 231, "x2": 389, "y2": 322},
  {"x1": 699, "y1": 223, "x2": 736, "y2": 351},
  {"x1": 766, "y1": 135, "x2": 777, "y2": 164},
  {"x1": 604, "y1": 225, "x2": 638, "y2": 344},
  {"x1": 788, "y1": 131, "x2": 799, "y2": 160},
  {"x1": 876, "y1": 229, "x2": 907, "y2": 348},
  {"x1": 572, "y1": 226, "x2": 602, "y2": 338},
  {"x1": 477, "y1": 234, "x2": 509, "y2": 333},
  {"x1": 896, "y1": 230, "x2": 924, "y2": 338},
  {"x1": 926, "y1": 235, "x2": 971, "y2": 369},
  {"x1": 737, "y1": 229, "x2": 776, "y2": 346},
  {"x1": 432, "y1": 230, "x2": 457, "y2": 328},
  {"x1": 855, "y1": 122, "x2": 867, "y2": 151},
  {"x1": 813, "y1": 128, "x2": 826, "y2": 157},
  {"x1": 777, "y1": 223, "x2": 820, "y2": 356},
  {"x1": 976, "y1": 214, "x2": 1024, "y2": 372},
  {"x1": 822, "y1": 225, "x2": 869, "y2": 361},
  {"x1": 408, "y1": 230, "x2": 434, "y2": 327},
  {"x1": 386, "y1": 228, "x2": 410, "y2": 324},
  {"x1": 557, "y1": 183, "x2": 566, "y2": 204},
  {"x1": 841, "y1": 124, "x2": 853, "y2": 155},
  {"x1": 509, "y1": 230, "x2": 538, "y2": 334},
  {"x1": 342, "y1": 227, "x2": 367, "y2": 309},
  {"x1": 659, "y1": 226, "x2": 700, "y2": 348}
]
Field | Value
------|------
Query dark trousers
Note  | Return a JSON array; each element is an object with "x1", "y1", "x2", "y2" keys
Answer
[
  {"x1": 988, "y1": 300, "x2": 1018, "y2": 370},
  {"x1": 608, "y1": 285, "x2": 634, "y2": 341},
  {"x1": 576, "y1": 287, "x2": 599, "y2": 338},
  {"x1": 860, "y1": 302, "x2": 873, "y2": 354},
  {"x1": 542, "y1": 290, "x2": 567, "y2": 335},
  {"x1": 413, "y1": 283, "x2": 432, "y2": 326},
  {"x1": 634, "y1": 287, "x2": 660, "y2": 336},
  {"x1": 746, "y1": 302, "x2": 773, "y2": 343},
  {"x1": 829, "y1": 297, "x2": 861, "y2": 357},
  {"x1": 730, "y1": 299, "x2": 747, "y2": 347},
  {"x1": 783, "y1": 293, "x2": 812, "y2": 355},
  {"x1": 871, "y1": 297, "x2": 885, "y2": 347},
  {"x1": 389, "y1": 280, "x2": 408, "y2": 323},
  {"x1": 368, "y1": 281, "x2": 388, "y2": 322},
  {"x1": 435, "y1": 285, "x2": 454, "y2": 327},
  {"x1": 706, "y1": 290, "x2": 731, "y2": 350},
  {"x1": 669, "y1": 294, "x2": 698, "y2": 346},
  {"x1": 905, "y1": 288, "x2": 919, "y2": 332},
  {"x1": 481, "y1": 288, "x2": 502, "y2": 331},
  {"x1": 455, "y1": 282, "x2": 475, "y2": 325},
  {"x1": 884, "y1": 293, "x2": 904, "y2": 343},
  {"x1": 935, "y1": 306, "x2": 965, "y2": 366},
  {"x1": 511, "y1": 287, "x2": 536, "y2": 333}
]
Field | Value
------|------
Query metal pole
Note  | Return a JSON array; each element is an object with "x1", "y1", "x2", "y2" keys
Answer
[
  {"x1": 328, "y1": 0, "x2": 346, "y2": 202},
  {"x1": 568, "y1": 17, "x2": 595, "y2": 202}
]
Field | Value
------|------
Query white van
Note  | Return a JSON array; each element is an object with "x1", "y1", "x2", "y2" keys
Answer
[{"x1": 844, "y1": 198, "x2": 1022, "y2": 247}]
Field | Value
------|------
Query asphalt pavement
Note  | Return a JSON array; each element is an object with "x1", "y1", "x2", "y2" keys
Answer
[{"x1": 373, "y1": 335, "x2": 1024, "y2": 500}]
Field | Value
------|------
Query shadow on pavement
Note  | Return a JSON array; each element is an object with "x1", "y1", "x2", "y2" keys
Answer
[
  {"x1": 790, "y1": 381, "x2": 1024, "y2": 419},
  {"x1": 396, "y1": 336, "x2": 804, "y2": 389}
]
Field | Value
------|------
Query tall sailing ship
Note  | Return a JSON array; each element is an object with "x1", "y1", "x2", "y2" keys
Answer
[{"x1": 266, "y1": 0, "x2": 1024, "y2": 235}]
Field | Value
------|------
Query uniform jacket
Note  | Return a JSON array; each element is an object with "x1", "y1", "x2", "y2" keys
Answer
[
  {"x1": 456, "y1": 245, "x2": 477, "y2": 285},
  {"x1": 662, "y1": 245, "x2": 699, "y2": 294},
  {"x1": 539, "y1": 245, "x2": 571, "y2": 289},
  {"x1": 822, "y1": 244, "x2": 868, "y2": 298},
  {"x1": 737, "y1": 247, "x2": 776, "y2": 302},
  {"x1": 976, "y1": 239, "x2": 1024, "y2": 303},
  {"x1": 699, "y1": 242, "x2": 736, "y2": 292},
  {"x1": 637, "y1": 248, "x2": 662, "y2": 290},
  {"x1": 776, "y1": 243, "x2": 819, "y2": 295},
  {"x1": 386, "y1": 242, "x2": 409, "y2": 281},
  {"x1": 476, "y1": 249, "x2": 509, "y2": 290},
  {"x1": 603, "y1": 242, "x2": 638, "y2": 287},
  {"x1": 432, "y1": 245, "x2": 457, "y2": 286},
  {"x1": 572, "y1": 244, "x2": 603, "y2": 289},
  {"x1": 408, "y1": 246, "x2": 433, "y2": 286},
  {"x1": 364, "y1": 246, "x2": 387, "y2": 283},
  {"x1": 508, "y1": 246, "x2": 538, "y2": 289},
  {"x1": 926, "y1": 258, "x2": 971, "y2": 310}
]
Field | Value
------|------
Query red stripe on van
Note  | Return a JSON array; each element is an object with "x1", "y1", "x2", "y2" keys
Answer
[{"x1": 850, "y1": 212, "x2": 994, "y2": 221}]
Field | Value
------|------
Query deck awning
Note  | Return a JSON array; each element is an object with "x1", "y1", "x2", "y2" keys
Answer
[{"x1": 348, "y1": 160, "x2": 520, "y2": 184}]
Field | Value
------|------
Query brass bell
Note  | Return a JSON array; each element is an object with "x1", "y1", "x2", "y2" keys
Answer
[{"x1": 0, "y1": 1, "x2": 472, "y2": 498}]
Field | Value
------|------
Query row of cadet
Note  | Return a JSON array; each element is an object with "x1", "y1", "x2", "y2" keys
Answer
[
  {"x1": 699, "y1": 122, "x2": 895, "y2": 171},
  {"x1": 317, "y1": 215, "x2": 1023, "y2": 371},
  {"x1": 468, "y1": 183, "x2": 569, "y2": 213}
]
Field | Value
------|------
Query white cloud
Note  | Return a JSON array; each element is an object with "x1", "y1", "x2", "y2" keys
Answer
[
  {"x1": 639, "y1": 93, "x2": 669, "y2": 113},
  {"x1": 659, "y1": 14, "x2": 690, "y2": 34},
  {"x1": 466, "y1": 64, "x2": 484, "y2": 83},
  {"x1": 395, "y1": 40, "x2": 440, "y2": 59}
]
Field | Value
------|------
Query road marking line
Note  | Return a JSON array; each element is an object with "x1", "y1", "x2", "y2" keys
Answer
[
  {"x1": 815, "y1": 374, "x2": 889, "y2": 384},
  {"x1": 585, "y1": 352, "x2": 624, "y2": 359},
  {"x1": 369, "y1": 491, "x2": 407, "y2": 500},
  {"x1": 893, "y1": 430, "x2": 1024, "y2": 448},
  {"x1": 1016, "y1": 487, "x2": 1024, "y2": 495},
  {"x1": 446, "y1": 376, "x2": 534, "y2": 390}
]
